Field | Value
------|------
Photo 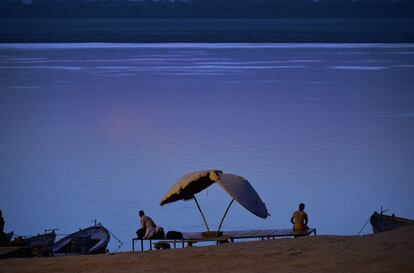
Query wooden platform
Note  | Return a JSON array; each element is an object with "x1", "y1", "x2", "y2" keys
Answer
[{"x1": 132, "y1": 228, "x2": 316, "y2": 251}]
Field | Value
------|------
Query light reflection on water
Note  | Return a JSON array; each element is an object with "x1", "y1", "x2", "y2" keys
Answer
[{"x1": 0, "y1": 43, "x2": 414, "y2": 251}]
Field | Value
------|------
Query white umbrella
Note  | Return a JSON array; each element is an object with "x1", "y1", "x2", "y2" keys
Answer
[{"x1": 216, "y1": 173, "x2": 269, "y2": 231}]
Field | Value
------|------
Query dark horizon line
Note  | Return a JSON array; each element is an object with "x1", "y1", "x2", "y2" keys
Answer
[
  {"x1": 2, "y1": 0, "x2": 414, "y2": 20},
  {"x1": 2, "y1": 17, "x2": 413, "y2": 43},
  {"x1": 2, "y1": 17, "x2": 414, "y2": 20}
]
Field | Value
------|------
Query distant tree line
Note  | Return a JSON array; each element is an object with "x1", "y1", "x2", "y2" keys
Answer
[{"x1": 1, "y1": 0, "x2": 413, "y2": 19}]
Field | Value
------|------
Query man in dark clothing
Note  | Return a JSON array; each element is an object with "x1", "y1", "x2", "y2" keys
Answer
[{"x1": 0, "y1": 209, "x2": 5, "y2": 240}]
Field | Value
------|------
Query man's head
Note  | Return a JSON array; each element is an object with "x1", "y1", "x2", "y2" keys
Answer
[
  {"x1": 299, "y1": 203, "x2": 305, "y2": 211},
  {"x1": 0, "y1": 209, "x2": 2, "y2": 217},
  {"x1": 139, "y1": 210, "x2": 145, "y2": 217}
]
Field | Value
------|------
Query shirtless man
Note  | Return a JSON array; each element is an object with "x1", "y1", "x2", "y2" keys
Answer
[
  {"x1": 291, "y1": 203, "x2": 309, "y2": 232},
  {"x1": 137, "y1": 210, "x2": 159, "y2": 239}
]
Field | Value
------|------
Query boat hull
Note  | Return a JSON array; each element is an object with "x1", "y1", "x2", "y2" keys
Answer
[
  {"x1": 0, "y1": 232, "x2": 14, "y2": 246},
  {"x1": 23, "y1": 231, "x2": 56, "y2": 248},
  {"x1": 52, "y1": 224, "x2": 110, "y2": 255},
  {"x1": 370, "y1": 211, "x2": 414, "y2": 233}
]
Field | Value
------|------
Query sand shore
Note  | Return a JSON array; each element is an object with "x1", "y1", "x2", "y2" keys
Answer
[{"x1": 1, "y1": 225, "x2": 413, "y2": 273}]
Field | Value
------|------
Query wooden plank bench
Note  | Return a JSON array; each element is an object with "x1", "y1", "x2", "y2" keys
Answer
[
  {"x1": 152, "y1": 236, "x2": 232, "y2": 250},
  {"x1": 132, "y1": 236, "x2": 232, "y2": 251},
  {"x1": 132, "y1": 228, "x2": 316, "y2": 251}
]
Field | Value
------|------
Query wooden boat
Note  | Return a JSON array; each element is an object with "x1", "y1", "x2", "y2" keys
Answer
[
  {"x1": 52, "y1": 224, "x2": 110, "y2": 255},
  {"x1": 370, "y1": 211, "x2": 414, "y2": 233},
  {"x1": 0, "y1": 231, "x2": 56, "y2": 259},
  {"x1": 22, "y1": 231, "x2": 56, "y2": 249}
]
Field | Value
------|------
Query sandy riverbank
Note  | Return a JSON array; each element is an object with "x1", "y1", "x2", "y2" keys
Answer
[{"x1": 1, "y1": 225, "x2": 413, "y2": 273}]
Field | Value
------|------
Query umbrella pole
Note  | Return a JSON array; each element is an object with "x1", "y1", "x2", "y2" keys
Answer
[
  {"x1": 217, "y1": 198, "x2": 235, "y2": 233},
  {"x1": 193, "y1": 196, "x2": 210, "y2": 231}
]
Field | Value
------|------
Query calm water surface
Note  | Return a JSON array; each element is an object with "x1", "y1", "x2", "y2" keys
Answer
[{"x1": 0, "y1": 43, "x2": 413, "y2": 251}]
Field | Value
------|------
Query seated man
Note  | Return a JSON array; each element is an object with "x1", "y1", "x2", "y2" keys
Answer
[
  {"x1": 137, "y1": 210, "x2": 164, "y2": 239},
  {"x1": 291, "y1": 203, "x2": 309, "y2": 232},
  {"x1": 0, "y1": 209, "x2": 5, "y2": 241}
]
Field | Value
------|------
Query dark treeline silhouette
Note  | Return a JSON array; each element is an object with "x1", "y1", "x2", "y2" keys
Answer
[{"x1": 1, "y1": 0, "x2": 414, "y2": 19}]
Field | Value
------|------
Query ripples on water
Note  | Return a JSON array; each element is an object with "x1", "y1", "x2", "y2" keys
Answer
[{"x1": 0, "y1": 43, "x2": 413, "y2": 251}]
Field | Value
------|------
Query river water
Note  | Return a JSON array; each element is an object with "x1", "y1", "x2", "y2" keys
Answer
[{"x1": 0, "y1": 43, "x2": 413, "y2": 251}]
